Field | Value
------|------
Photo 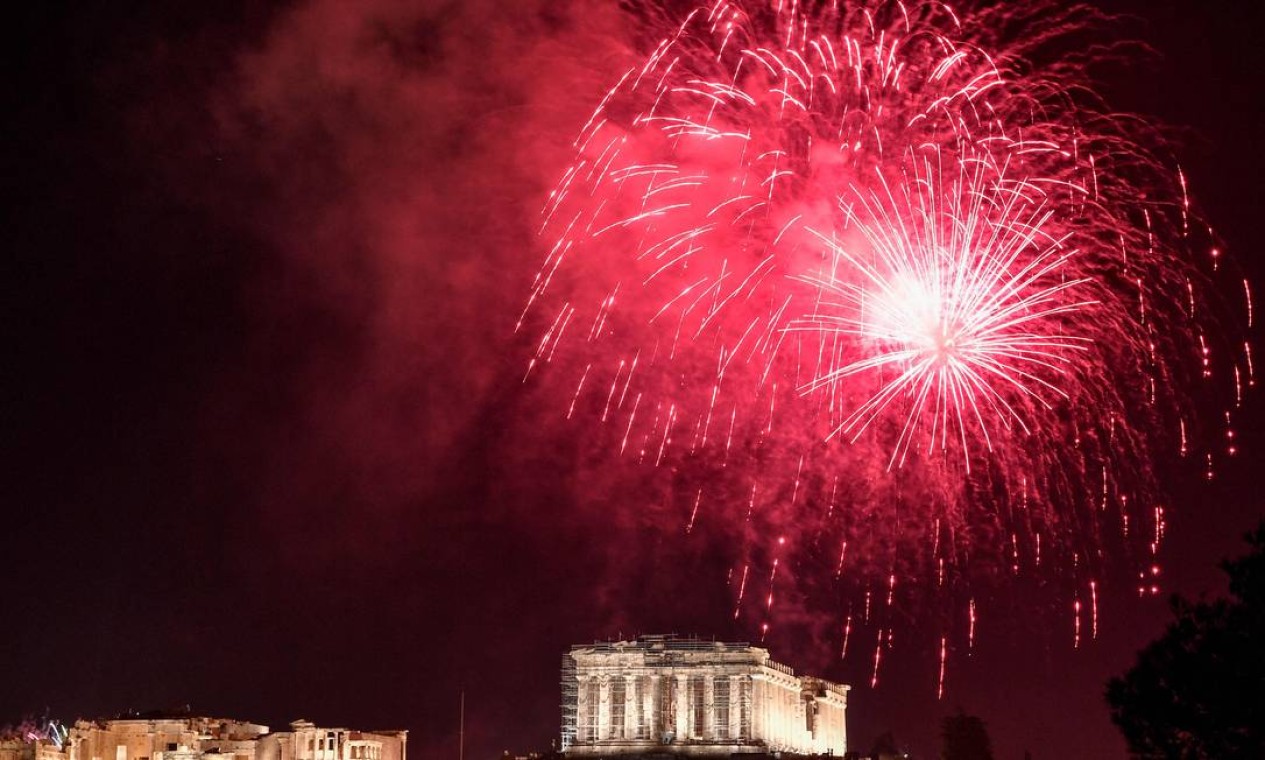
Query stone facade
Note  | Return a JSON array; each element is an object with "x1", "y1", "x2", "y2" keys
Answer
[
  {"x1": 1, "y1": 739, "x2": 31, "y2": 760},
  {"x1": 65, "y1": 716, "x2": 268, "y2": 760},
  {"x1": 6, "y1": 718, "x2": 404, "y2": 760},
  {"x1": 256, "y1": 721, "x2": 405, "y2": 760},
  {"x1": 561, "y1": 636, "x2": 848, "y2": 756}
]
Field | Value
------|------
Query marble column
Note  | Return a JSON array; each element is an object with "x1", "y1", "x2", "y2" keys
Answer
[
  {"x1": 675, "y1": 675, "x2": 688, "y2": 740},
  {"x1": 703, "y1": 676, "x2": 715, "y2": 739},
  {"x1": 577, "y1": 678, "x2": 590, "y2": 743},
  {"x1": 598, "y1": 677, "x2": 611, "y2": 741},
  {"x1": 624, "y1": 676, "x2": 635, "y2": 739},
  {"x1": 641, "y1": 676, "x2": 654, "y2": 740},
  {"x1": 649, "y1": 675, "x2": 662, "y2": 739}
]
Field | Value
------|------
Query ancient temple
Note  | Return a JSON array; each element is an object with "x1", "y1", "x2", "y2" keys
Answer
[{"x1": 560, "y1": 636, "x2": 848, "y2": 756}]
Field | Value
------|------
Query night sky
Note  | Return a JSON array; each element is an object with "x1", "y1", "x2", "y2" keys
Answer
[{"x1": 6, "y1": 1, "x2": 1264, "y2": 759}]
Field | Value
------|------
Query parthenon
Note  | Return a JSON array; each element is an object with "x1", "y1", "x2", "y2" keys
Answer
[{"x1": 560, "y1": 636, "x2": 848, "y2": 756}]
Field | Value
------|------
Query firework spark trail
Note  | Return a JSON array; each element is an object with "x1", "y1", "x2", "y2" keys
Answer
[
  {"x1": 792, "y1": 154, "x2": 1096, "y2": 469},
  {"x1": 524, "y1": 0, "x2": 1246, "y2": 687},
  {"x1": 937, "y1": 635, "x2": 947, "y2": 700}
]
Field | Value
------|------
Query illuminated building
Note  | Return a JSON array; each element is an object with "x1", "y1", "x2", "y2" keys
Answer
[
  {"x1": 560, "y1": 636, "x2": 848, "y2": 756},
  {"x1": 65, "y1": 716, "x2": 268, "y2": 760},
  {"x1": 256, "y1": 721, "x2": 405, "y2": 760},
  {"x1": 4, "y1": 717, "x2": 404, "y2": 760}
]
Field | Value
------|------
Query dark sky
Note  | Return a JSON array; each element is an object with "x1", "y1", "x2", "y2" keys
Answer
[{"x1": 5, "y1": 1, "x2": 1264, "y2": 759}]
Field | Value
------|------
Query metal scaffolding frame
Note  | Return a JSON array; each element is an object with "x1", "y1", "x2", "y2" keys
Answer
[{"x1": 559, "y1": 653, "x2": 577, "y2": 751}]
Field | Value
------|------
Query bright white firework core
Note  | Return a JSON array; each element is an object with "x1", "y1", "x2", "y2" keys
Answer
[{"x1": 871, "y1": 267, "x2": 966, "y2": 369}]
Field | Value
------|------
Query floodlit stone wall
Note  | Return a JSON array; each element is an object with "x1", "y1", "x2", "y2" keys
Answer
[
  {"x1": 561, "y1": 636, "x2": 847, "y2": 756},
  {"x1": 16, "y1": 718, "x2": 403, "y2": 760}
]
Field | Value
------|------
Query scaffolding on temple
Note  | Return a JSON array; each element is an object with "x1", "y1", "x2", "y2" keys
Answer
[{"x1": 559, "y1": 651, "x2": 578, "y2": 752}]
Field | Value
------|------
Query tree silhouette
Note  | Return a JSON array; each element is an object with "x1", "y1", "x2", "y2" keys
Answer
[
  {"x1": 1106, "y1": 522, "x2": 1265, "y2": 758},
  {"x1": 868, "y1": 730, "x2": 902, "y2": 760},
  {"x1": 940, "y1": 711, "x2": 993, "y2": 760}
]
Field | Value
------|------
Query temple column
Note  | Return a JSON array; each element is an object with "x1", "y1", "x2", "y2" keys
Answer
[
  {"x1": 644, "y1": 675, "x2": 656, "y2": 740},
  {"x1": 624, "y1": 676, "x2": 636, "y2": 739},
  {"x1": 738, "y1": 677, "x2": 748, "y2": 738},
  {"x1": 577, "y1": 678, "x2": 590, "y2": 743},
  {"x1": 652, "y1": 675, "x2": 663, "y2": 739},
  {"x1": 729, "y1": 675, "x2": 740, "y2": 740},
  {"x1": 675, "y1": 675, "x2": 688, "y2": 740},
  {"x1": 703, "y1": 676, "x2": 715, "y2": 739},
  {"x1": 756, "y1": 677, "x2": 766, "y2": 742},
  {"x1": 598, "y1": 677, "x2": 611, "y2": 741},
  {"x1": 747, "y1": 676, "x2": 755, "y2": 740},
  {"x1": 638, "y1": 676, "x2": 648, "y2": 739}
]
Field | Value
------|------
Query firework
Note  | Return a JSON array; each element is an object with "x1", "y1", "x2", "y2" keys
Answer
[
  {"x1": 793, "y1": 152, "x2": 1094, "y2": 469},
  {"x1": 523, "y1": 0, "x2": 1244, "y2": 668},
  {"x1": 1, "y1": 719, "x2": 67, "y2": 749}
]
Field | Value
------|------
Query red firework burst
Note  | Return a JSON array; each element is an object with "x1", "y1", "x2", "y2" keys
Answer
[
  {"x1": 794, "y1": 152, "x2": 1095, "y2": 468},
  {"x1": 520, "y1": 0, "x2": 1247, "y2": 669}
]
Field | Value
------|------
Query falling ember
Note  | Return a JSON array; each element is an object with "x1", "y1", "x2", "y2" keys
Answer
[
  {"x1": 790, "y1": 455, "x2": 804, "y2": 506},
  {"x1": 1089, "y1": 581, "x2": 1099, "y2": 641},
  {"x1": 937, "y1": 636, "x2": 948, "y2": 700},
  {"x1": 1246, "y1": 279, "x2": 1254, "y2": 328},
  {"x1": 871, "y1": 629, "x2": 884, "y2": 688},
  {"x1": 526, "y1": 0, "x2": 1246, "y2": 658},
  {"x1": 967, "y1": 598, "x2": 977, "y2": 653},
  {"x1": 840, "y1": 614, "x2": 852, "y2": 660},
  {"x1": 566, "y1": 365, "x2": 591, "y2": 419},
  {"x1": 1073, "y1": 598, "x2": 1082, "y2": 649},
  {"x1": 767, "y1": 556, "x2": 779, "y2": 611},
  {"x1": 686, "y1": 489, "x2": 703, "y2": 532}
]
